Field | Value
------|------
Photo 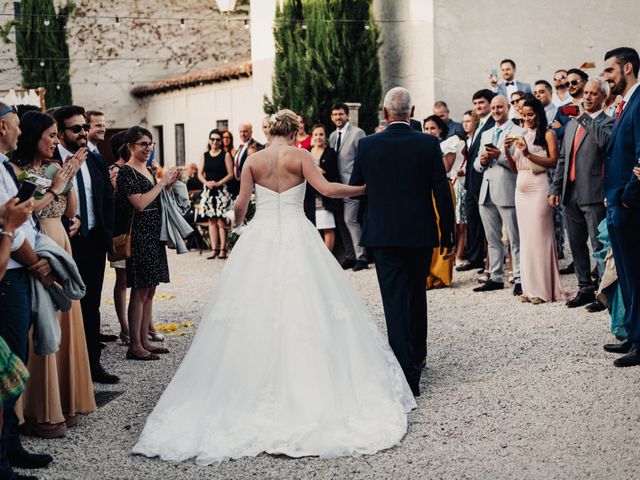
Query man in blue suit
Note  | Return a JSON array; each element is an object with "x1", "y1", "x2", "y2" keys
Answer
[
  {"x1": 600, "y1": 47, "x2": 640, "y2": 367},
  {"x1": 350, "y1": 87, "x2": 455, "y2": 396}
]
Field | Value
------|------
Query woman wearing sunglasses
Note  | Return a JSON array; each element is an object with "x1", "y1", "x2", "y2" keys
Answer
[{"x1": 196, "y1": 129, "x2": 234, "y2": 259}]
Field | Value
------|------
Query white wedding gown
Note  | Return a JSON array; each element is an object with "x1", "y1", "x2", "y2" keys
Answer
[{"x1": 133, "y1": 181, "x2": 416, "y2": 464}]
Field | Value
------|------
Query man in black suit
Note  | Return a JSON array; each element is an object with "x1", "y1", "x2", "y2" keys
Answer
[
  {"x1": 228, "y1": 122, "x2": 263, "y2": 196},
  {"x1": 53, "y1": 106, "x2": 119, "y2": 384},
  {"x1": 458, "y1": 89, "x2": 495, "y2": 271},
  {"x1": 350, "y1": 87, "x2": 455, "y2": 396}
]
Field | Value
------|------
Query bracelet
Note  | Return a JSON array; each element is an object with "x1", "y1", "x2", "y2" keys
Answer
[{"x1": 0, "y1": 229, "x2": 15, "y2": 240}]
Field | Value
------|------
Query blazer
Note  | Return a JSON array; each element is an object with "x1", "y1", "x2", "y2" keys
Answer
[
  {"x1": 329, "y1": 123, "x2": 366, "y2": 184},
  {"x1": 349, "y1": 122, "x2": 455, "y2": 248},
  {"x1": 474, "y1": 121, "x2": 526, "y2": 207},
  {"x1": 604, "y1": 86, "x2": 640, "y2": 209},
  {"x1": 228, "y1": 138, "x2": 263, "y2": 195},
  {"x1": 446, "y1": 119, "x2": 466, "y2": 139},
  {"x1": 497, "y1": 80, "x2": 532, "y2": 98},
  {"x1": 464, "y1": 116, "x2": 496, "y2": 197},
  {"x1": 303, "y1": 147, "x2": 342, "y2": 223},
  {"x1": 550, "y1": 112, "x2": 613, "y2": 206},
  {"x1": 53, "y1": 148, "x2": 114, "y2": 251}
]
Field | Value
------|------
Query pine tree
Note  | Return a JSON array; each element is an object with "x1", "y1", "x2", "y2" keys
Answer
[
  {"x1": 15, "y1": 0, "x2": 74, "y2": 108},
  {"x1": 267, "y1": 0, "x2": 382, "y2": 134}
]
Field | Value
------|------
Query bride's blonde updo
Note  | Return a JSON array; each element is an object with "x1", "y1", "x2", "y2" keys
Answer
[{"x1": 269, "y1": 109, "x2": 299, "y2": 138}]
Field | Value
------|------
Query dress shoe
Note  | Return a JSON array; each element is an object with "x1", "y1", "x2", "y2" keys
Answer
[
  {"x1": 91, "y1": 366, "x2": 120, "y2": 384},
  {"x1": 8, "y1": 447, "x2": 53, "y2": 469},
  {"x1": 352, "y1": 260, "x2": 368, "y2": 272},
  {"x1": 99, "y1": 333, "x2": 118, "y2": 343},
  {"x1": 586, "y1": 299, "x2": 606, "y2": 313},
  {"x1": 603, "y1": 339, "x2": 632, "y2": 354},
  {"x1": 613, "y1": 348, "x2": 640, "y2": 367},
  {"x1": 473, "y1": 281, "x2": 504, "y2": 292},
  {"x1": 512, "y1": 283, "x2": 522, "y2": 296},
  {"x1": 409, "y1": 382, "x2": 420, "y2": 397},
  {"x1": 340, "y1": 259, "x2": 356, "y2": 270},
  {"x1": 566, "y1": 290, "x2": 595, "y2": 308},
  {"x1": 559, "y1": 262, "x2": 575, "y2": 275},
  {"x1": 455, "y1": 260, "x2": 484, "y2": 272}
]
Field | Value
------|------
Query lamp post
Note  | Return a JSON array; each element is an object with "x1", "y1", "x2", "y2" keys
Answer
[{"x1": 215, "y1": 0, "x2": 237, "y2": 13}]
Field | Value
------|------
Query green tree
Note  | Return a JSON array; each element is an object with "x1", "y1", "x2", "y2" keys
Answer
[
  {"x1": 15, "y1": 0, "x2": 75, "y2": 107},
  {"x1": 266, "y1": 0, "x2": 381, "y2": 134}
]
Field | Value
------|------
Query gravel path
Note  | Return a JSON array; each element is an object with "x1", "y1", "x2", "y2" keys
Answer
[{"x1": 21, "y1": 250, "x2": 640, "y2": 479}]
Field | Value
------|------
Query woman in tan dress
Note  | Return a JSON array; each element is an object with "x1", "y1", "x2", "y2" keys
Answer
[{"x1": 10, "y1": 111, "x2": 96, "y2": 438}]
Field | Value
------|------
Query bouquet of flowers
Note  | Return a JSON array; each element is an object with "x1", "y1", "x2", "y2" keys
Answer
[{"x1": 227, "y1": 194, "x2": 256, "y2": 251}]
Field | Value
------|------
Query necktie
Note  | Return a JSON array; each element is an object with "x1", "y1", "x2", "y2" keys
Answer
[
  {"x1": 3, "y1": 161, "x2": 19, "y2": 188},
  {"x1": 234, "y1": 145, "x2": 244, "y2": 180},
  {"x1": 75, "y1": 168, "x2": 89, "y2": 236},
  {"x1": 335, "y1": 131, "x2": 342, "y2": 153},
  {"x1": 569, "y1": 125, "x2": 585, "y2": 182},
  {"x1": 506, "y1": 81, "x2": 514, "y2": 86},
  {"x1": 615, "y1": 100, "x2": 626, "y2": 122},
  {"x1": 493, "y1": 128, "x2": 502, "y2": 146}
]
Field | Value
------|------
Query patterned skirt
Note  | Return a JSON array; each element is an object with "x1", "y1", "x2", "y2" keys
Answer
[
  {"x1": 0, "y1": 336, "x2": 29, "y2": 404},
  {"x1": 199, "y1": 185, "x2": 233, "y2": 219}
]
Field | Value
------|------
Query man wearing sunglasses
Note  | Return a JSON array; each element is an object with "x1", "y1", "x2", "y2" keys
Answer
[
  {"x1": 552, "y1": 69, "x2": 572, "y2": 106},
  {"x1": 52, "y1": 105, "x2": 118, "y2": 384},
  {"x1": 0, "y1": 102, "x2": 56, "y2": 477}
]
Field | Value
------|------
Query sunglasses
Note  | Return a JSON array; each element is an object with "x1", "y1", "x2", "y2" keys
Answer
[
  {"x1": 64, "y1": 123, "x2": 90, "y2": 133},
  {"x1": 554, "y1": 75, "x2": 567, "y2": 81},
  {"x1": 134, "y1": 141, "x2": 155, "y2": 149},
  {"x1": 0, "y1": 105, "x2": 18, "y2": 117},
  {"x1": 569, "y1": 79, "x2": 582, "y2": 86},
  {"x1": 209, "y1": 137, "x2": 222, "y2": 142},
  {"x1": 510, "y1": 99, "x2": 522, "y2": 105}
]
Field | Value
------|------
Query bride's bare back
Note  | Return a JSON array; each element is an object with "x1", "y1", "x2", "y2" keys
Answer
[{"x1": 247, "y1": 143, "x2": 307, "y2": 193}]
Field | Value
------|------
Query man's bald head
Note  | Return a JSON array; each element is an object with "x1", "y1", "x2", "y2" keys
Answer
[
  {"x1": 490, "y1": 95, "x2": 510, "y2": 124},
  {"x1": 239, "y1": 123, "x2": 252, "y2": 143}
]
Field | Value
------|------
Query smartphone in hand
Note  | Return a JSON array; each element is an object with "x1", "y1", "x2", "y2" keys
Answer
[
  {"x1": 560, "y1": 104, "x2": 579, "y2": 116},
  {"x1": 16, "y1": 181, "x2": 37, "y2": 204}
]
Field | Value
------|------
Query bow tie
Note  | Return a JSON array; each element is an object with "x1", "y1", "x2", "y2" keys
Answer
[{"x1": 505, "y1": 81, "x2": 514, "y2": 86}]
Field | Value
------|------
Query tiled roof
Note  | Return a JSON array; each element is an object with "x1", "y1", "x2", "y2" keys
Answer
[{"x1": 131, "y1": 59, "x2": 252, "y2": 98}]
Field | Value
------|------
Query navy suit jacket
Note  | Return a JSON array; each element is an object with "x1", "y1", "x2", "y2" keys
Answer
[
  {"x1": 605, "y1": 86, "x2": 640, "y2": 209},
  {"x1": 349, "y1": 122, "x2": 454, "y2": 248}
]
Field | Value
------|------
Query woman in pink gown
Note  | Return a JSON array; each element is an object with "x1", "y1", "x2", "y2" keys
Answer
[{"x1": 505, "y1": 97, "x2": 566, "y2": 304}]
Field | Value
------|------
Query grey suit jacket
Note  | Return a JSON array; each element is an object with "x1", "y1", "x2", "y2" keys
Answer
[
  {"x1": 550, "y1": 112, "x2": 613, "y2": 205},
  {"x1": 497, "y1": 80, "x2": 532, "y2": 98},
  {"x1": 474, "y1": 120, "x2": 526, "y2": 207},
  {"x1": 329, "y1": 123, "x2": 366, "y2": 184}
]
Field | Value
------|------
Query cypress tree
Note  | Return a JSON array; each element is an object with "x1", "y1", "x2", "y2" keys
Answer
[
  {"x1": 15, "y1": 0, "x2": 74, "y2": 108},
  {"x1": 267, "y1": 0, "x2": 382, "y2": 134}
]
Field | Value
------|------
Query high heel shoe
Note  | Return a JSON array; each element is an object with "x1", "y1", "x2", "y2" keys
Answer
[
  {"x1": 218, "y1": 248, "x2": 228, "y2": 259},
  {"x1": 207, "y1": 249, "x2": 220, "y2": 260}
]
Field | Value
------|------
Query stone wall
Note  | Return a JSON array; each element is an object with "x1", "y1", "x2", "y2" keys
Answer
[{"x1": 0, "y1": 0, "x2": 252, "y2": 127}]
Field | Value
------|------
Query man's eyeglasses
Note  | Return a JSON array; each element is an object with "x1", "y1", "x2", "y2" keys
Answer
[
  {"x1": 0, "y1": 105, "x2": 18, "y2": 117},
  {"x1": 209, "y1": 137, "x2": 222, "y2": 142},
  {"x1": 569, "y1": 79, "x2": 582, "y2": 86},
  {"x1": 64, "y1": 124, "x2": 90, "y2": 134},
  {"x1": 134, "y1": 141, "x2": 155, "y2": 149}
]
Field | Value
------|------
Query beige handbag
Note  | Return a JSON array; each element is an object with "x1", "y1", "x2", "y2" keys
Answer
[
  {"x1": 108, "y1": 213, "x2": 134, "y2": 262},
  {"x1": 528, "y1": 150, "x2": 549, "y2": 175}
]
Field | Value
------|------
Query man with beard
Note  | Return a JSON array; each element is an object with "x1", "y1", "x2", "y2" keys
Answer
[
  {"x1": 600, "y1": 47, "x2": 640, "y2": 367},
  {"x1": 53, "y1": 106, "x2": 118, "y2": 383}
]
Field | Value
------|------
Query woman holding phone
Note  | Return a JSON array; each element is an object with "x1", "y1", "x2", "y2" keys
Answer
[
  {"x1": 10, "y1": 111, "x2": 96, "y2": 438},
  {"x1": 505, "y1": 98, "x2": 565, "y2": 304}
]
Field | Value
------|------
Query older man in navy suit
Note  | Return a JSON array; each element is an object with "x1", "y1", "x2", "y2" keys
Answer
[
  {"x1": 349, "y1": 87, "x2": 455, "y2": 396},
  {"x1": 600, "y1": 47, "x2": 640, "y2": 367}
]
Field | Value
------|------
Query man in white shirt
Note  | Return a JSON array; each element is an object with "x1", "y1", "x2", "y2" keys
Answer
[
  {"x1": 495, "y1": 59, "x2": 532, "y2": 99},
  {"x1": 329, "y1": 103, "x2": 367, "y2": 271},
  {"x1": 228, "y1": 123, "x2": 262, "y2": 196},
  {"x1": 533, "y1": 80, "x2": 558, "y2": 125},
  {"x1": 86, "y1": 110, "x2": 107, "y2": 155},
  {"x1": 0, "y1": 102, "x2": 55, "y2": 476}
]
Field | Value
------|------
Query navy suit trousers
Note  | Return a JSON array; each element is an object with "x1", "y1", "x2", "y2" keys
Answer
[{"x1": 607, "y1": 205, "x2": 640, "y2": 345}]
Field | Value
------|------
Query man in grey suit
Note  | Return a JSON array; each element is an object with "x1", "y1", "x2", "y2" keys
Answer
[
  {"x1": 495, "y1": 59, "x2": 532, "y2": 99},
  {"x1": 330, "y1": 103, "x2": 367, "y2": 271},
  {"x1": 549, "y1": 78, "x2": 614, "y2": 308},
  {"x1": 473, "y1": 95, "x2": 525, "y2": 295}
]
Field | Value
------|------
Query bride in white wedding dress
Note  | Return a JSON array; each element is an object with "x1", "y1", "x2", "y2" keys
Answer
[{"x1": 133, "y1": 110, "x2": 416, "y2": 464}]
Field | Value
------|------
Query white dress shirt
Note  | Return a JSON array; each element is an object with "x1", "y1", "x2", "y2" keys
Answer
[
  {"x1": 58, "y1": 144, "x2": 96, "y2": 230},
  {"x1": 472, "y1": 114, "x2": 491, "y2": 144},
  {"x1": 87, "y1": 141, "x2": 99, "y2": 154},
  {"x1": 0, "y1": 153, "x2": 39, "y2": 269},
  {"x1": 544, "y1": 103, "x2": 558, "y2": 125},
  {"x1": 333, "y1": 122, "x2": 351, "y2": 150},
  {"x1": 621, "y1": 81, "x2": 640, "y2": 111}
]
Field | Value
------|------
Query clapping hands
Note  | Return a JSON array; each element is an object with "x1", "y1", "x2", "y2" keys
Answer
[
  {"x1": 160, "y1": 167, "x2": 180, "y2": 187},
  {"x1": 0, "y1": 197, "x2": 33, "y2": 232}
]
